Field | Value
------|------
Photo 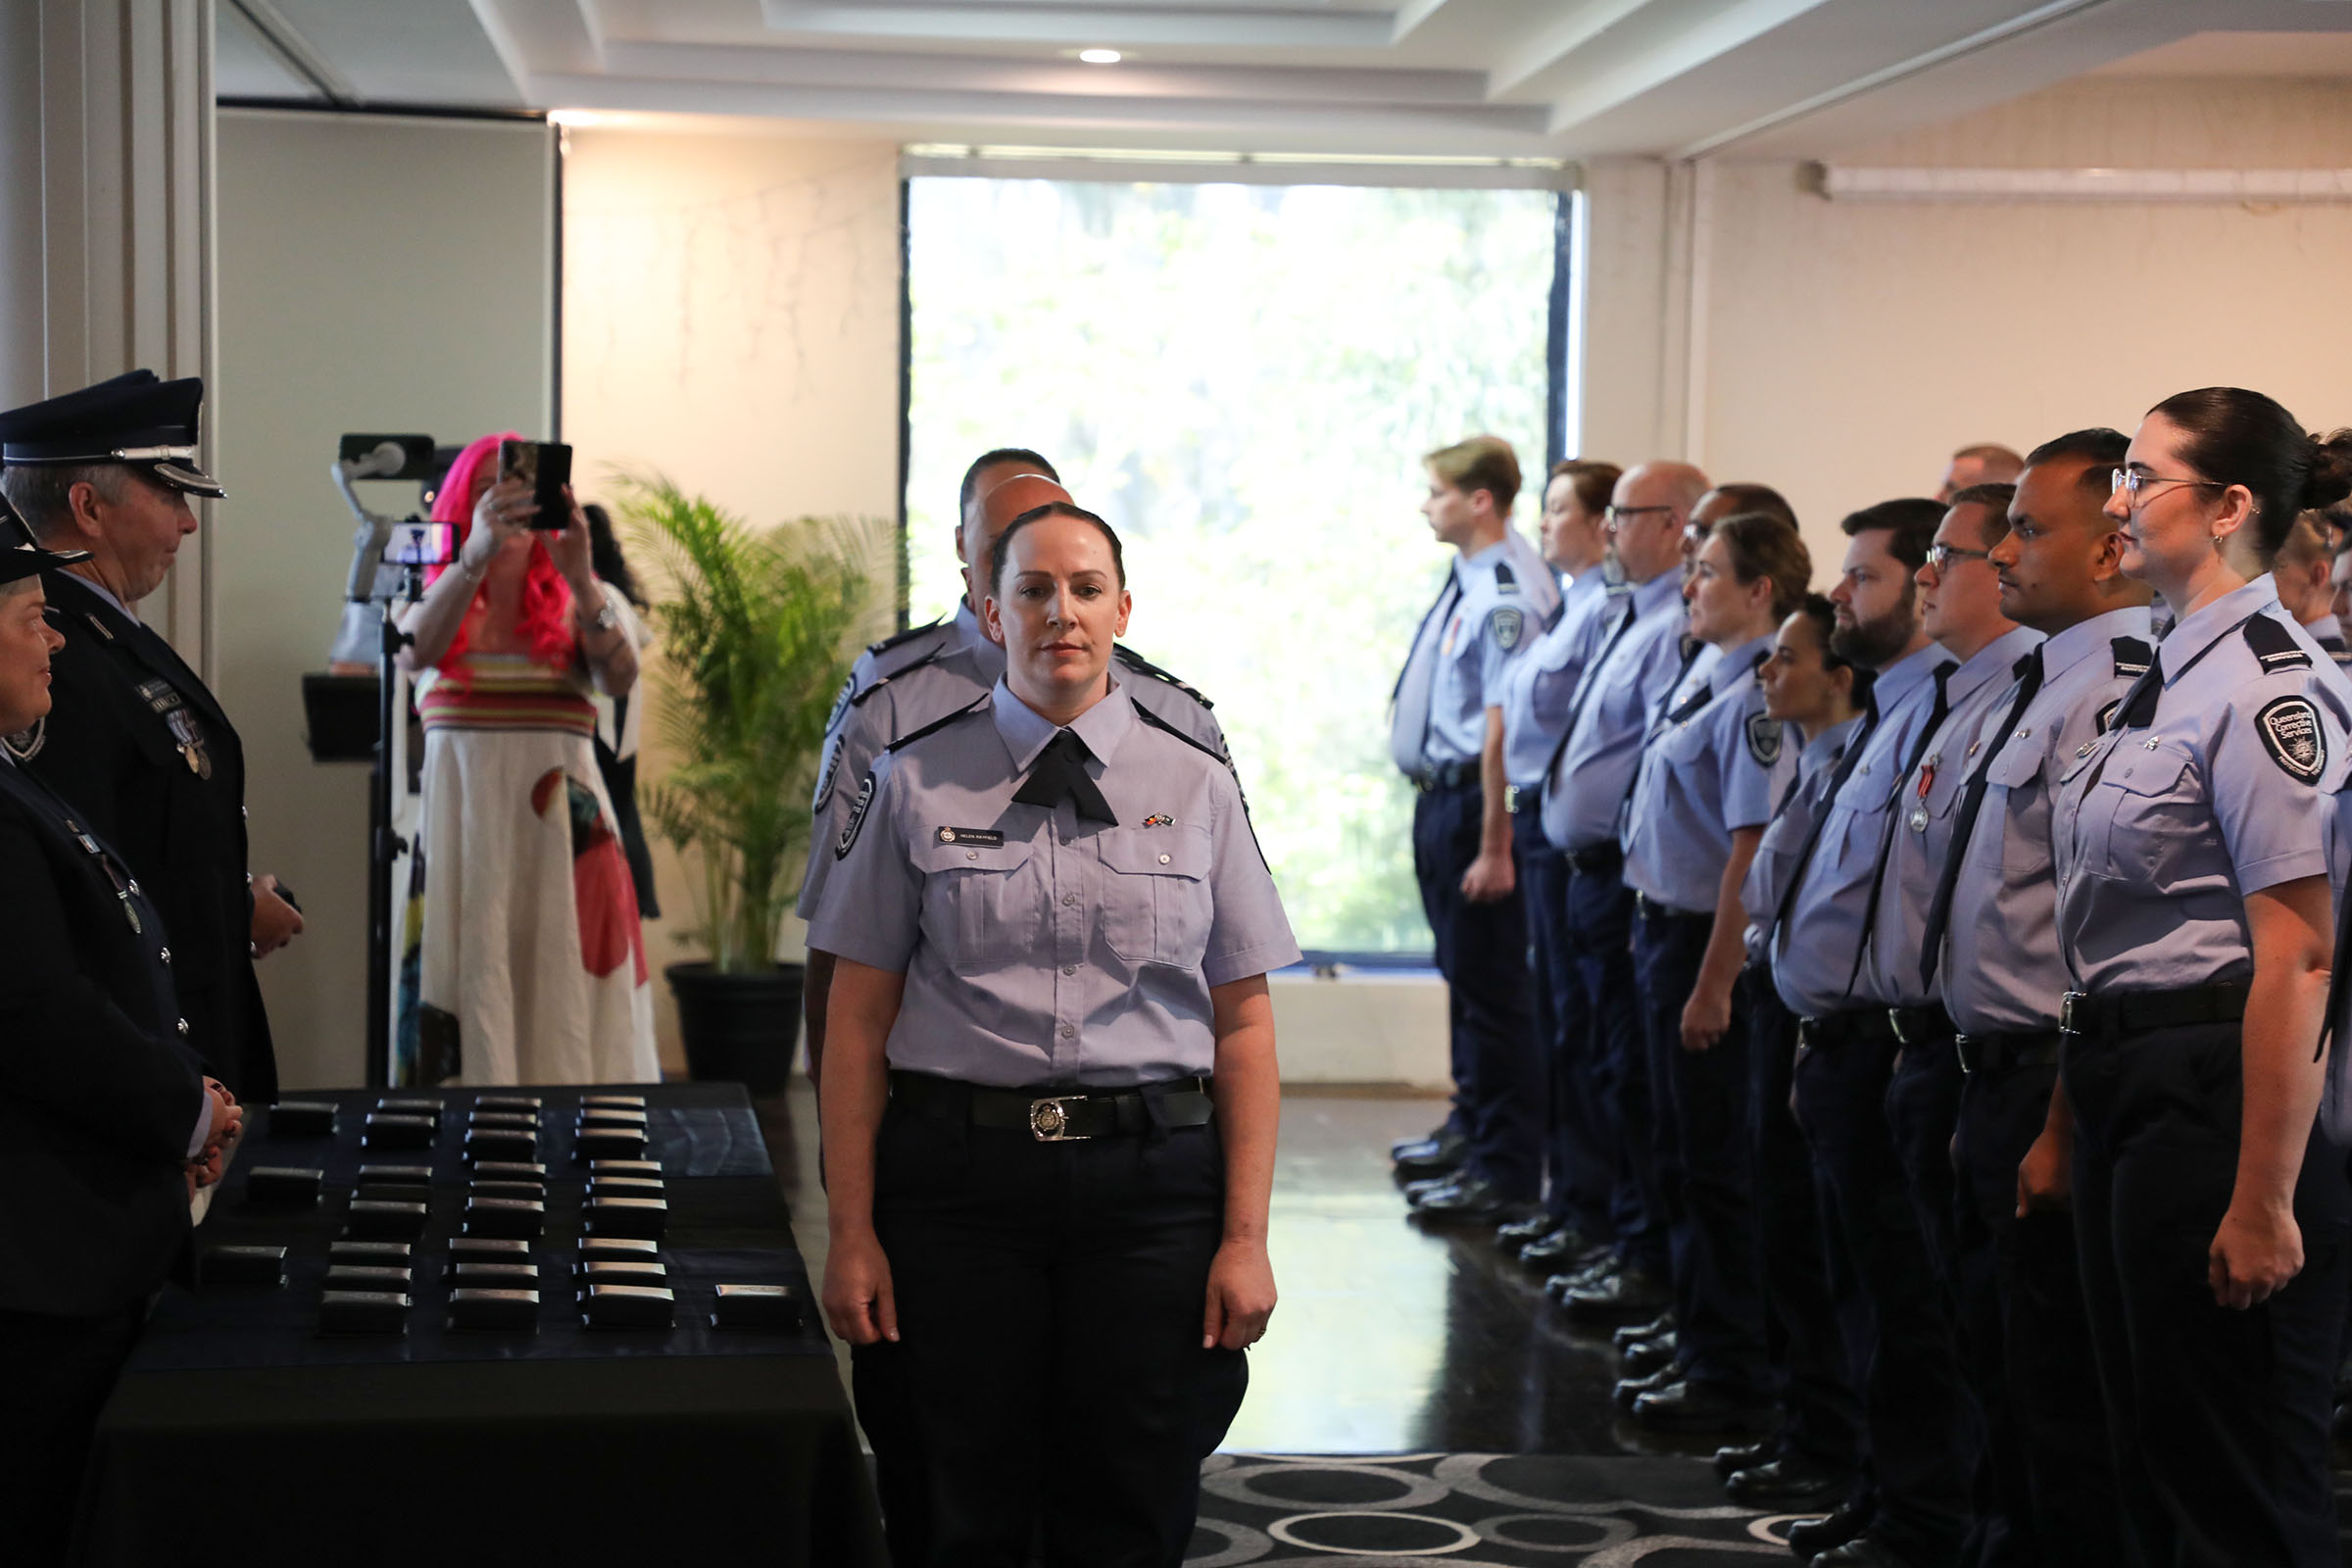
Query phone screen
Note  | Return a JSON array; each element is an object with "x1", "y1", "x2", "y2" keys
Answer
[{"x1": 497, "y1": 439, "x2": 574, "y2": 529}]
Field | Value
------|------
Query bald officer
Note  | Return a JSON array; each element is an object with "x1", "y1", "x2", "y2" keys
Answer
[
  {"x1": 1393, "y1": 435, "x2": 1559, "y2": 1223},
  {"x1": 798, "y1": 466, "x2": 1229, "y2": 1082},
  {"x1": 0, "y1": 371, "x2": 296, "y2": 1102},
  {"x1": 1540, "y1": 460, "x2": 1713, "y2": 1320},
  {"x1": 0, "y1": 529, "x2": 239, "y2": 1560},
  {"x1": 1925, "y1": 430, "x2": 2146, "y2": 1566}
]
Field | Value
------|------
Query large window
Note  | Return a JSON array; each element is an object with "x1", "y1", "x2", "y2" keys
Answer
[{"x1": 906, "y1": 176, "x2": 1560, "y2": 954}]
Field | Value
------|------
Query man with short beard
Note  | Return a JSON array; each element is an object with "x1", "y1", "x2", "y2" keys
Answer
[
  {"x1": 1769, "y1": 499, "x2": 1971, "y2": 1568},
  {"x1": 1927, "y1": 429, "x2": 2149, "y2": 1567}
]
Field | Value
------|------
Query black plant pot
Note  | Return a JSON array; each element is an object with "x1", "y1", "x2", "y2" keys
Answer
[{"x1": 666, "y1": 960, "x2": 805, "y2": 1096}]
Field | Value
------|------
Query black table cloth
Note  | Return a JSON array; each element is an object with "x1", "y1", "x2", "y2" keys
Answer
[{"x1": 78, "y1": 1084, "x2": 885, "y2": 1567}]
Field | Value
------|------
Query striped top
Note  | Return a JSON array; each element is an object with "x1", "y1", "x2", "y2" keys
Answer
[{"x1": 418, "y1": 655, "x2": 595, "y2": 737}]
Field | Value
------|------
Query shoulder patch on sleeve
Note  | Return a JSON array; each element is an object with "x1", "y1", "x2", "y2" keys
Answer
[
  {"x1": 823, "y1": 672, "x2": 857, "y2": 733},
  {"x1": 811, "y1": 736, "x2": 844, "y2": 811},
  {"x1": 1490, "y1": 605, "x2": 1524, "y2": 652},
  {"x1": 834, "y1": 771, "x2": 878, "y2": 859},
  {"x1": 1745, "y1": 710, "x2": 1784, "y2": 767},
  {"x1": 2256, "y1": 695, "x2": 2326, "y2": 783},
  {"x1": 2242, "y1": 612, "x2": 2313, "y2": 673}
]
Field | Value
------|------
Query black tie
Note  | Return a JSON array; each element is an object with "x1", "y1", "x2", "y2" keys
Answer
[
  {"x1": 2113, "y1": 648, "x2": 2164, "y2": 730},
  {"x1": 1918, "y1": 646, "x2": 2044, "y2": 989},
  {"x1": 1844, "y1": 662, "x2": 1953, "y2": 996},
  {"x1": 1012, "y1": 729, "x2": 1116, "y2": 824},
  {"x1": 1541, "y1": 596, "x2": 1640, "y2": 787},
  {"x1": 1772, "y1": 688, "x2": 1881, "y2": 940}
]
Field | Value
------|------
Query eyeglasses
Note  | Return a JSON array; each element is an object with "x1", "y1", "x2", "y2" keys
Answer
[
  {"x1": 2111, "y1": 467, "x2": 2223, "y2": 503},
  {"x1": 1925, "y1": 542, "x2": 1993, "y2": 571},
  {"x1": 1603, "y1": 504, "x2": 1673, "y2": 527}
]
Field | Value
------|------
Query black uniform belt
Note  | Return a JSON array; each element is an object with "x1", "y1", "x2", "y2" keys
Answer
[
  {"x1": 889, "y1": 1070, "x2": 1213, "y2": 1142},
  {"x1": 1407, "y1": 761, "x2": 1479, "y2": 792},
  {"x1": 1564, "y1": 841, "x2": 1624, "y2": 876},
  {"x1": 1887, "y1": 1003, "x2": 1953, "y2": 1047},
  {"x1": 2058, "y1": 984, "x2": 2249, "y2": 1041},
  {"x1": 1953, "y1": 1029, "x2": 2063, "y2": 1075},
  {"x1": 1634, "y1": 891, "x2": 1708, "y2": 925}
]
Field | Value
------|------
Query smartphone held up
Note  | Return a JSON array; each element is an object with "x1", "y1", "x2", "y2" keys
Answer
[{"x1": 498, "y1": 438, "x2": 574, "y2": 529}]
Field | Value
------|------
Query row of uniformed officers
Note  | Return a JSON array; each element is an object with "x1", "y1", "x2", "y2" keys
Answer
[{"x1": 1390, "y1": 392, "x2": 2352, "y2": 1568}]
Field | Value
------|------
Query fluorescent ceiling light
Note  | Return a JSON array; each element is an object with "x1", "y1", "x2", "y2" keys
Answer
[
  {"x1": 1078, "y1": 48, "x2": 1122, "y2": 65},
  {"x1": 1818, "y1": 164, "x2": 2352, "y2": 202}
]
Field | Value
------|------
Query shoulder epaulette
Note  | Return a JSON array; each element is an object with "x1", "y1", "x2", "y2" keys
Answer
[
  {"x1": 1494, "y1": 562, "x2": 1518, "y2": 590},
  {"x1": 2109, "y1": 636, "x2": 2153, "y2": 678},
  {"x1": 2241, "y1": 613, "x2": 2312, "y2": 673},
  {"x1": 864, "y1": 615, "x2": 945, "y2": 659},
  {"x1": 1133, "y1": 701, "x2": 1230, "y2": 766},
  {"x1": 850, "y1": 646, "x2": 945, "y2": 708},
  {"x1": 1113, "y1": 644, "x2": 1214, "y2": 710},
  {"x1": 885, "y1": 694, "x2": 992, "y2": 754}
]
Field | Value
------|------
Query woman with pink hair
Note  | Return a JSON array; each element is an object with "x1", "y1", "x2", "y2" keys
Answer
[{"x1": 392, "y1": 432, "x2": 658, "y2": 1085}]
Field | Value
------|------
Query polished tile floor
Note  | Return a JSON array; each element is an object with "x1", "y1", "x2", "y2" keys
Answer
[{"x1": 764, "y1": 1082, "x2": 1697, "y2": 1458}]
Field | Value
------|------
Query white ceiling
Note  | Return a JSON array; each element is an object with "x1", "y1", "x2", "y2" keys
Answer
[{"x1": 215, "y1": 0, "x2": 2352, "y2": 161}]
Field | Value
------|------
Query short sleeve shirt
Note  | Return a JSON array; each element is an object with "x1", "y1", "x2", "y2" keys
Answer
[
  {"x1": 1622, "y1": 632, "x2": 1789, "y2": 913},
  {"x1": 1499, "y1": 567, "x2": 1617, "y2": 787},
  {"x1": 1402, "y1": 533, "x2": 1560, "y2": 771},
  {"x1": 1742, "y1": 717, "x2": 1862, "y2": 966},
  {"x1": 1540, "y1": 568, "x2": 1717, "y2": 853}
]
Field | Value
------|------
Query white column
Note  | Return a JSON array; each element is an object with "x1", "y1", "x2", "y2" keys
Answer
[{"x1": 0, "y1": 0, "x2": 217, "y2": 668}]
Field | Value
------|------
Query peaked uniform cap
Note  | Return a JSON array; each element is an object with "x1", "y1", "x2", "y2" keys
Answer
[{"x1": 0, "y1": 369, "x2": 225, "y2": 498}]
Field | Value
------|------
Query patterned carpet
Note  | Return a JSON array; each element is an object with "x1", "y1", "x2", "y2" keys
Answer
[{"x1": 1188, "y1": 1452, "x2": 1795, "y2": 1565}]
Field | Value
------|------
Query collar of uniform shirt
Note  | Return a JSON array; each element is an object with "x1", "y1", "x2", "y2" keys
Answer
[
  {"x1": 1860, "y1": 636, "x2": 1954, "y2": 726},
  {"x1": 1804, "y1": 713, "x2": 1863, "y2": 769},
  {"x1": 66, "y1": 570, "x2": 140, "y2": 626},
  {"x1": 2035, "y1": 603, "x2": 2155, "y2": 692},
  {"x1": 1938, "y1": 623, "x2": 2044, "y2": 719},
  {"x1": 991, "y1": 674, "x2": 1138, "y2": 773},
  {"x1": 1620, "y1": 563, "x2": 1685, "y2": 624},
  {"x1": 1710, "y1": 630, "x2": 1778, "y2": 697},
  {"x1": 952, "y1": 597, "x2": 992, "y2": 657},
  {"x1": 2156, "y1": 572, "x2": 2286, "y2": 692}
]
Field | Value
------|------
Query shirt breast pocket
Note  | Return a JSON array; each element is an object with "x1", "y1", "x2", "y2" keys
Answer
[
  {"x1": 915, "y1": 838, "x2": 1043, "y2": 970},
  {"x1": 2084, "y1": 746, "x2": 2201, "y2": 884},
  {"x1": 1099, "y1": 827, "x2": 1213, "y2": 969},
  {"x1": 1973, "y1": 745, "x2": 2046, "y2": 873}
]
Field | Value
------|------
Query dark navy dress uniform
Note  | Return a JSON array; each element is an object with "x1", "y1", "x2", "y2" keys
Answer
[
  {"x1": 1929, "y1": 605, "x2": 2150, "y2": 1567},
  {"x1": 0, "y1": 736, "x2": 210, "y2": 1559},
  {"x1": 1540, "y1": 565, "x2": 1715, "y2": 1278},
  {"x1": 809, "y1": 678, "x2": 1298, "y2": 1568},
  {"x1": 1497, "y1": 564, "x2": 1623, "y2": 1240},
  {"x1": 2052, "y1": 576, "x2": 2352, "y2": 1568},
  {"x1": 1739, "y1": 717, "x2": 1868, "y2": 1479},
  {"x1": 1620, "y1": 631, "x2": 1788, "y2": 1397},
  {"x1": 1393, "y1": 532, "x2": 1558, "y2": 1200},
  {"x1": 1772, "y1": 638, "x2": 1974, "y2": 1563}
]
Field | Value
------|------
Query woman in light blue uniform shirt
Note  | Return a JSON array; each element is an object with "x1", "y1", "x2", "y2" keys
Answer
[
  {"x1": 812, "y1": 502, "x2": 1299, "y2": 1568},
  {"x1": 2052, "y1": 389, "x2": 2352, "y2": 1568}
]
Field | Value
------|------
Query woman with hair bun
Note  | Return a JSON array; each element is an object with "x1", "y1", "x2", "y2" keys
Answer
[
  {"x1": 392, "y1": 433, "x2": 657, "y2": 1086},
  {"x1": 2052, "y1": 388, "x2": 2352, "y2": 1566}
]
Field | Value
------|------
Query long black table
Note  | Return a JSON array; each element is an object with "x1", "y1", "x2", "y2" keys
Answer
[{"x1": 80, "y1": 1084, "x2": 885, "y2": 1566}]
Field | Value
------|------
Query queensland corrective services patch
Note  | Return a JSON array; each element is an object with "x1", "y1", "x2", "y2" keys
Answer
[{"x1": 2256, "y1": 695, "x2": 2325, "y2": 782}]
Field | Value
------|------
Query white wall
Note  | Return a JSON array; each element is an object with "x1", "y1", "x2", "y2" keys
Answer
[
  {"x1": 214, "y1": 110, "x2": 553, "y2": 1089},
  {"x1": 1585, "y1": 77, "x2": 2352, "y2": 572}
]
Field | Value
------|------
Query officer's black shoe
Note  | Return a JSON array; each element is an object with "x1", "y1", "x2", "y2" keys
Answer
[
  {"x1": 1544, "y1": 1254, "x2": 1619, "y2": 1302},
  {"x1": 1808, "y1": 1533, "x2": 1944, "y2": 1568},
  {"x1": 1785, "y1": 1500, "x2": 1871, "y2": 1560},
  {"x1": 1611, "y1": 1364, "x2": 1680, "y2": 1413},
  {"x1": 1726, "y1": 1454, "x2": 1854, "y2": 1509},
  {"x1": 1614, "y1": 1310, "x2": 1676, "y2": 1349},
  {"x1": 1410, "y1": 1174, "x2": 1515, "y2": 1223},
  {"x1": 1619, "y1": 1332, "x2": 1678, "y2": 1378},
  {"x1": 1517, "y1": 1226, "x2": 1602, "y2": 1272},
  {"x1": 1401, "y1": 1174, "x2": 1457, "y2": 1204},
  {"x1": 1631, "y1": 1380, "x2": 1777, "y2": 1434},
  {"x1": 1560, "y1": 1264, "x2": 1671, "y2": 1323},
  {"x1": 1393, "y1": 1134, "x2": 1467, "y2": 1179},
  {"x1": 1712, "y1": 1434, "x2": 1780, "y2": 1481},
  {"x1": 1392, "y1": 1125, "x2": 1456, "y2": 1162},
  {"x1": 1494, "y1": 1212, "x2": 1556, "y2": 1247}
]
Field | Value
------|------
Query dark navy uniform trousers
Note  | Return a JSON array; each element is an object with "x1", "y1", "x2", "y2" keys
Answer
[
  {"x1": 1518, "y1": 807, "x2": 1614, "y2": 1238},
  {"x1": 1411, "y1": 781, "x2": 1541, "y2": 1200},
  {"x1": 1561, "y1": 858, "x2": 1667, "y2": 1275},
  {"x1": 2064, "y1": 1023, "x2": 2352, "y2": 1568},
  {"x1": 853, "y1": 1098, "x2": 1248, "y2": 1568}
]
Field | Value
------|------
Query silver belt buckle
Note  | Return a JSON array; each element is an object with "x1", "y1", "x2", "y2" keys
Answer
[
  {"x1": 1888, "y1": 1007, "x2": 1915, "y2": 1047},
  {"x1": 2059, "y1": 992, "x2": 2085, "y2": 1036},
  {"x1": 1028, "y1": 1096, "x2": 1089, "y2": 1142},
  {"x1": 1504, "y1": 784, "x2": 1524, "y2": 815},
  {"x1": 1953, "y1": 1035, "x2": 1979, "y2": 1074}
]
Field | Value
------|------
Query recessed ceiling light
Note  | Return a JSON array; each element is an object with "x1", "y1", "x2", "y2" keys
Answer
[{"x1": 1078, "y1": 48, "x2": 1122, "y2": 65}]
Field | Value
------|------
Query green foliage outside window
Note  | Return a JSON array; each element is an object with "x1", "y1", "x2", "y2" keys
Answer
[{"x1": 907, "y1": 178, "x2": 1556, "y2": 952}]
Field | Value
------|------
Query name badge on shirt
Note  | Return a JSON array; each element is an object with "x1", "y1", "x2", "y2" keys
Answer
[{"x1": 936, "y1": 826, "x2": 1004, "y2": 848}]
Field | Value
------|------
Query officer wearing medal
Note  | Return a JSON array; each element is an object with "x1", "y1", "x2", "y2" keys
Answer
[
  {"x1": 1768, "y1": 498, "x2": 1972, "y2": 1568},
  {"x1": 2049, "y1": 390, "x2": 2352, "y2": 1568},
  {"x1": 1390, "y1": 436, "x2": 1558, "y2": 1223},
  {"x1": 1538, "y1": 460, "x2": 1713, "y2": 1320},
  {"x1": 0, "y1": 531, "x2": 240, "y2": 1560},
  {"x1": 1613, "y1": 512, "x2": 1805, "y2": 1432},
  {"x1": 1924, "y1": 430, "x2": 2147, "y2": 1565},
  {"x1": 0, "y1": 370, "x2": 296, "y2": 1102},
  {"x1": 812, "y1": 502, "x2": 1297, "y2": 1566},
  {"x1": 798, "y1": 464, "x2": 1230, "y2": 1084}
]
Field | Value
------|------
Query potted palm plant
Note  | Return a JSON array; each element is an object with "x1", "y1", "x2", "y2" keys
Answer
[{"x1": 618, "y1": 474, "x2": 882, "y2": 1093}]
